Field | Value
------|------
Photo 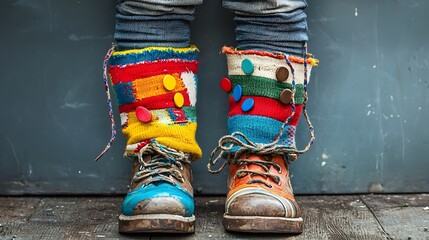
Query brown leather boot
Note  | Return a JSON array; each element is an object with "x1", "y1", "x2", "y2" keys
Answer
[
  {"x1": 223, "y1": 154, "x2": 302, "y2": 233},
  {"x1": 118, "y1": 151, "x2": 196, "y2": 233}
]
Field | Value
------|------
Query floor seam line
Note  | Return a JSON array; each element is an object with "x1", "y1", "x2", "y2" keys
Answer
[
  {"x1": 25, "y1": 197, "x2": 43, "y2": 222},
  {"x1": 359, "y1": 195, "x2": 393, "y2": 240}
]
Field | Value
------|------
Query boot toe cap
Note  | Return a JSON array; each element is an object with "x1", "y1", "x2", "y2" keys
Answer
[
  {"x1": 226, "y1": 188, "x2": 300, "y2": 218},
  {"x1": 122, "y1": 182, "x2": 194, "y2": 217}
]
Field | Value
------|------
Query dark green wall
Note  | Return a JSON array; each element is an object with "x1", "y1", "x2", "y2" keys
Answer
[{"x1": 0, "y1": 0, "x2": 428, "y2": 195}]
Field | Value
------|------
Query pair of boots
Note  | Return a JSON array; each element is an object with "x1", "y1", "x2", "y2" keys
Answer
[{"x1": 97, "y1": 45, "x2": 318, "y2": 233}]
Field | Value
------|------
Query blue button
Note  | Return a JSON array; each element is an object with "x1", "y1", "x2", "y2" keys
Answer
[
  {"x1": 241, "y1": 58, "x2": 254, "y2": 75},
  {"x1": 241, "y1": 98, "x2": 254, "y2": 112},
  {"x1": 233, "y1": 85, "x2": 242, "y2": 102}
]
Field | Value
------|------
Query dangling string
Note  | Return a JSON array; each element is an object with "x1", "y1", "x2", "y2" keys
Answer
[
  {"x1": 301, "y1": 43, "x2": 316, "y2": 148},
  {"x1": 208, "y1": 44, "x2": 316, "y2": 173},
  {"x1": 276, "y1": 51, "x2": 297, "y2": 142},
  {"x1": 275, "y1": 43, "x2": 314, "y2": 149},
  {"x1": 95, "y1": 46, "x2": 116, "y2": 161}
]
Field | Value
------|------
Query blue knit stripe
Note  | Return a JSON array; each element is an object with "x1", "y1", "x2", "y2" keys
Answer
[
  {"x1": 109, "y1": 49, "x2": 199, "y2": 66},
  {"x1": 113, "y1": 82, "x2": 135, "y2": 105},
  {"x1": 228, "y1": 115, "x2": 296, "y2": 148},
  {"x1": 182, "y1": 106, "x2": 197, "y2": 122}
]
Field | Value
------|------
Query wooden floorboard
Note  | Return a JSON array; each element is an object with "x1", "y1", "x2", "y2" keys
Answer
[
  {"x1": 294, "y1": 195, "x2": 389, "y2": 240},
  {"x1": 0, "y1": 195, "x2": 426, "y2": 240},
  {"x1": 0, "y1": 197, "x2": 40, "y2": 238},
  {"x1": 152, "y1": 195, "x2": 388, "y2": 240},
  {"x1": 361, "y1": 194, "x2": 429, "y2": 240}
]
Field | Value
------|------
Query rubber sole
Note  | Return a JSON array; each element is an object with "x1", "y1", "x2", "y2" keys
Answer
[
  {"x1": 223, "y1": 214, "x2": 303, "y2": 233},
  {"x1": 118, "y1": 214, "x2": 195, "y2": 233}
]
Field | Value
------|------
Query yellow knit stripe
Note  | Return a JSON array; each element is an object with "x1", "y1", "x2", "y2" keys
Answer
[
  {"x1": 123, "y1": 112, "x2": 202, "y2": 159},
  {"x1": 112, "y1": 45, "x2": 199, "y2": 56},
  {"x1": 132, "y1": 74, "x2": 186, "y2": 100}
]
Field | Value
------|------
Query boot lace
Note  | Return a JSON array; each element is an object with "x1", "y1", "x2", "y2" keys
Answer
[
  {"x1": 95, "y1": 45, "x2": 117, "y2": 161},
  {"x1": 235, "y1": 154, "x2": 283, "y2": 188},
  {"x1": 133, "y1": 140, "x2": 191, "y2": 187}
]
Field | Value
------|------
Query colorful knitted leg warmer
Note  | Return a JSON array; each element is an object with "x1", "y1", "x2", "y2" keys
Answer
[
  {"x1": 98, "y1": 46, "x2": 202, "y2": 160},
  {"x1": 209, "y1": 46, "x2": 318, "y2": 165}
]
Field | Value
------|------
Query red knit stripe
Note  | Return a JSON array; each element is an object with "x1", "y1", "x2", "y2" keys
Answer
[
  {"x1": 134, "y1": 140, "x2": 151, "y2": 153},
  {"x1": 109, "y1": 60, "x2": 199, "y2": 84},
  {"x1": 119, "y1": 90, "x2": 191, "y2": 113},
  {"x1": 228, "y1": 96, "x2": 303, "y2": 126}
]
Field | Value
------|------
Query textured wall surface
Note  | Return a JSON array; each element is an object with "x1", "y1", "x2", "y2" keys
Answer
[{"x1": 0, "y1": 0, "x2": 428, "y2": 195}]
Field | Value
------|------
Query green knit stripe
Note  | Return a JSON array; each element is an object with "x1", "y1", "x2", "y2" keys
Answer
[{"x1": 228, "y1": 75, "x2": 305, "y2": 104}]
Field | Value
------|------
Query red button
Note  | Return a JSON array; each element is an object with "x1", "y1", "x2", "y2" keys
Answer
[
  {"x1": 136, "y1": 106, "x2": 152, "y2": 123},
  {"x1": 220, "y1": 77, "x2": 232, "y2": 93}
]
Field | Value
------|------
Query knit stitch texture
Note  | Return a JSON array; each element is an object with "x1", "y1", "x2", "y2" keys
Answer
[
  {"x1": 109, "y1": 46, "x2": 202, "y2": 159},
  {"x1": 222, "y1": 46, "x2": 317, "y2": 149}
]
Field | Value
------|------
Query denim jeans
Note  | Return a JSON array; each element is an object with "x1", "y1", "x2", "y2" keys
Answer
[{"x1": 115, "y1": 0, "x2": 308, "y2": 56}]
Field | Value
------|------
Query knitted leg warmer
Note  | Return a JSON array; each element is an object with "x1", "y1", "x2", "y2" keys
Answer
[
  {"x1": 98, "y1": 46, "x2": 202, "y2": 160},
  {"x1": 209, "y1": 46, "x2": 318, "y2": 168},
  {"x1": 222, "y1": 46, "x2": 318, "y2": 150}
]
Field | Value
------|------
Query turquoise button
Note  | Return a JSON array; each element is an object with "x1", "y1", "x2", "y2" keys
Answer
[
  {"x1": 241, "y1": 98, "x2": 254, "y2": 112},
  {"x1": 241, "y1": 58, "x2": 254, "y2": 75},
  {"x1": 233, "y1": 85, "x2": 242, "y2": 102}
]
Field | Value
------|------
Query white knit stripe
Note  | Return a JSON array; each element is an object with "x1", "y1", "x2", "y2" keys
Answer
[
  {"x1": 150, "y1": 109, "x2": 173, "y2": 125},
  {"x1": 226, "y1": 53, "x2": 312, "y2": 84},
  {"x1": 180, "y1": 71, "x2": 197, "y2": 106},
  {"x1": 120, "y1": 113, "x2": 128, "y2": 128},
  {"x1": 125, "y1": 143, "x2": 138, "y2": 153}
]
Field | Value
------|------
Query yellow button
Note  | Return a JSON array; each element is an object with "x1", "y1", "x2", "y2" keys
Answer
[
  {"x1": 163, "y1": 75, "x2": 177, "y2": 91},
  {"x1": 174, "y1": 92, "x2": 185, "y2": 108}
]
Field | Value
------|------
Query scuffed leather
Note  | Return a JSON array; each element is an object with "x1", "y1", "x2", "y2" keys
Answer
[
  {"x1": 127, "y1": 156, "x2": 194, "y2": 216},
  {"x1": 227, "y1": 194, "x2": 287, "y2": 217},
  {"x1": 134, "y1": 197, "x2": 186, "y2": 216},
  {"x1": 225, "y1": 154, "x2": 301, "y2": 218}
]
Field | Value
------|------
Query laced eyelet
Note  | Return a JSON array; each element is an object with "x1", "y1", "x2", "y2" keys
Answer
[
  {"x1": 177, "y1": 162, "x2": 184, "y2": 170},
  {"x1": 180, "y1": 177, "x2": 185, "y2": 183},
  {"x1": 275, "y1": 164, "x2": 282, "y2": 174},
  {"x1": 268, "y1": 184, "x2": 274, "y2": 189},
  {"x1": 277, "y1": 180, "x2": 282, "y2": 186},
  {"x1": 139, "y1": 165, "x2": 144, "y2": 170}
]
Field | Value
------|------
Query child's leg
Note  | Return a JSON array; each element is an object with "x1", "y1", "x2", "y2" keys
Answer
[
  {"x1": 223, "y1": 0, "x2": 308, "y2": 56},
  {"x1": 98, "y1": 0, "x2": 203, "y2": 233},
  {"x1": 115, "y1": 0, "x2": 202, "y2": 49}
]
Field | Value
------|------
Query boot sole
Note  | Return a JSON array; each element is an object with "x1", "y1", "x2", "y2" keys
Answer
[
  {"x1": 118, "y1": 214, "x2": 195, "y2": 233},
  {"x1": 223, "y1": 214, "x2": 303, "y2": 233}
]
